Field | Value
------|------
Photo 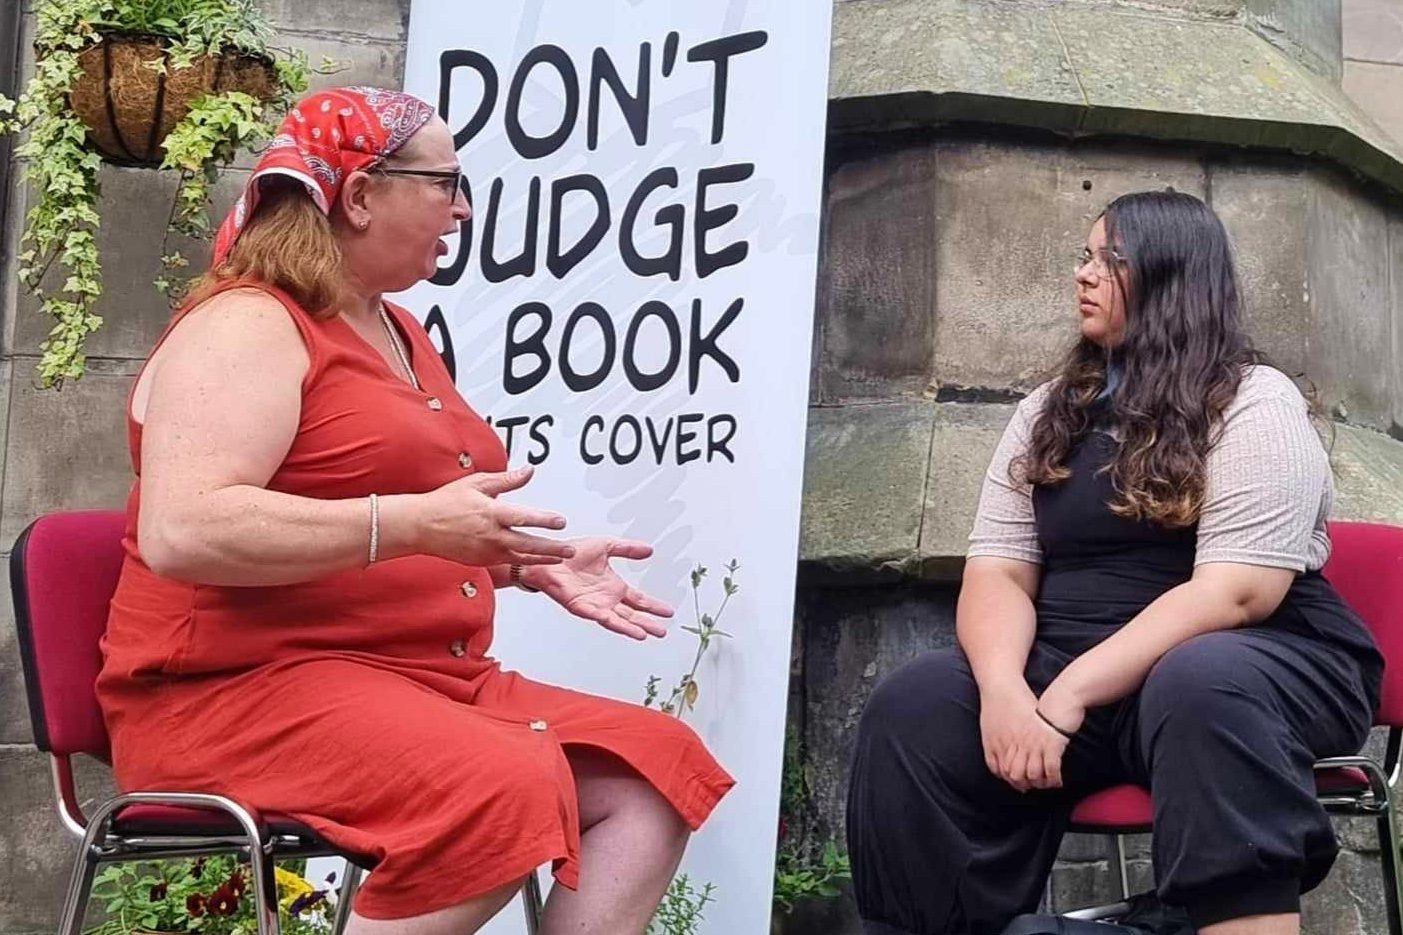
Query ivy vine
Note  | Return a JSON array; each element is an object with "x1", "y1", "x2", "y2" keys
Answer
[{"x1": 0, "y1": 0, "x2": 327, "y2": 388}]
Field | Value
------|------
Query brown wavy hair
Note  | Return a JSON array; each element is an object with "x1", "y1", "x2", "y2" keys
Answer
[
  {"x1": 185, "y1": 176, "x2": 346, "y2": 317},
  {"x1": 1015, "y1": 190, "x2": 1270, "y2": 528}
]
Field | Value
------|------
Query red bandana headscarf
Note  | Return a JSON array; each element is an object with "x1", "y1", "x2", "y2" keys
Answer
[{"x1": 212, "y1": 86, "x2": 437, "y2": 265}]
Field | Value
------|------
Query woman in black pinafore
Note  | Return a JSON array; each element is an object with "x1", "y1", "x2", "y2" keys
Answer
[{"x1": 845, "y1": 191, "x2": 1383, "y2": 935}]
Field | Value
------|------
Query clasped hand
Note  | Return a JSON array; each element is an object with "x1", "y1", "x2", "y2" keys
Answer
[{"x1": 979, "y1": 681, "x2": 1084, "y2": 792}]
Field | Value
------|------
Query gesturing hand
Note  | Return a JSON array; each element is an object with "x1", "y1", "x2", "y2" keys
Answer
[
  {"x1": 414, "y1": 466, "x2": 575, "y2": 568},
  {"x1": 522, "y1": 537, "x2": 675, "y2": 640}
]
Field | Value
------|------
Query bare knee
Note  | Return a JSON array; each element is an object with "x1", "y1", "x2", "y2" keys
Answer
[{"x1": 346, "y1": 874, "x2": 528, "y2": 935}]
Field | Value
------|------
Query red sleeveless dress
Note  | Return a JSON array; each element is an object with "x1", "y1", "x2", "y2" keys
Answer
[{"x1": 95, "y1": 280, "x2": 734, "y2": 920}]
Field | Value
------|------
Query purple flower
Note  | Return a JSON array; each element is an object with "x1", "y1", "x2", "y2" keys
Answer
[{"x1": 288, "y1": 891, "x2": 327, "y2": 917}]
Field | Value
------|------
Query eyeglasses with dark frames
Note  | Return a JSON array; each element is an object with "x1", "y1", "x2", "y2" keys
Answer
[{"x1": 373, "y1": 166, "x2": 466, "y2": 203}]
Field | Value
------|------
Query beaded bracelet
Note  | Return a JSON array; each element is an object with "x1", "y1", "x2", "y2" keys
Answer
[{"x1": 367, "y1": 493, "x2": 380, "y2": 565}]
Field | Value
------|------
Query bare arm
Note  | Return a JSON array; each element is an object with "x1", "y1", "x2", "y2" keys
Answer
[
  {"x1": 138, "y1": 291, "x2": 571, "y2": 586},
  {"x1": 1037, "y1": 562, "x2": 1294, "y2": 730},
  {"x1": 957, "y1": 557, "x2": 1040, "y2": 695},
  {"x1": 1038, "y1": 369, "x2": 1321, "y2": 730}
]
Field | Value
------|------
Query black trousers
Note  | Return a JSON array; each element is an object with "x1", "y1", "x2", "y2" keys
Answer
[{"x1": 845, "y1": 628, "x2": 1375, "y2": 935}]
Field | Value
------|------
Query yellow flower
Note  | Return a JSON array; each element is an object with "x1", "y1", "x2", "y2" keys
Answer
[{"x1": 274, "y1": 866, "x2": 315, "y2": 910}]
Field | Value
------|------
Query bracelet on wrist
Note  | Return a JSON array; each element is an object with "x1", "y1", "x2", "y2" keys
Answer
[
  {"x1": 1035, "y1": 707, "x2": 1076, "y2": 740},
  {"x1": 509, "y1": 563, "x2": 539, "y2": 592},
  {"x1": 367, "y1": 493, "x2": 380, "y2": 566}
]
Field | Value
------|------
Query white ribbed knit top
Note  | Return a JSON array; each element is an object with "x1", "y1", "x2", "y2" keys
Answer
[{"x1": 968, "y1": 365, "x2": 1333, "y2": 572}]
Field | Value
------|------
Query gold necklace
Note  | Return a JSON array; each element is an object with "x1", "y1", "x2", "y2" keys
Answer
[{"x1": 378, "y1": 307, "x2": 420, "y2": 391}]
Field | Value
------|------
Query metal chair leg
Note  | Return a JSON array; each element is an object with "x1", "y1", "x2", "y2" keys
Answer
[
  {"x1": 522, "y1": 869, "x2": 543, "y2": 933},
  {"x1": 249, "y1": 843, "x2": 281, "y2": 935},
  {"x1": 1114, "y1": 835, "x2": 1130, "y2": 900},
  {"x1": 330, "y1": 863, "x2": 363, "y2": 935},
  {"x1": 56, "y1": 835, "x2": 101, "y2": 935},
  {"x1": 1376, "y1": 792, "x2": 1403, "y2": 935}
]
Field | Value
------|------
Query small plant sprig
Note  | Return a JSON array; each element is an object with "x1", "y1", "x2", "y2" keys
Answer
[
  {"x1": 772, "y1": 727, "x2": 852, "y2": 914},
  {"x1": 642, "y1": 561, "x2": 736, "y2": 933},
  {"x1": 643, "y1": 560, "x2": 738, "y2": 719},
  {"x1": 646, "y1": 874, "x2": 716, "y2": 935},
  {"x1": 773, "y1": 841, "x2": 850, "y2": 914}
]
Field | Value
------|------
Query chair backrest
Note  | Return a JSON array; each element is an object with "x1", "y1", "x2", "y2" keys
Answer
[
  {"x1": 9, "y1": 510, "x2": 127, "y2": 758},
  {"x1": 1324, "y1": 521, "x2": 1403, "y2": 727}
]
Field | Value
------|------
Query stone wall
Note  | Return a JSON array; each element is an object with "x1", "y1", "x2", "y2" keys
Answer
[{"x1": 1344, "y1": 0, "x2": 1403, "y2": 148}]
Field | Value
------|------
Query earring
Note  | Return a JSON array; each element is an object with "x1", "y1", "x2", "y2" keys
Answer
[{"x1": 358, "y1": 219, "x2": 369, "y2": 230}]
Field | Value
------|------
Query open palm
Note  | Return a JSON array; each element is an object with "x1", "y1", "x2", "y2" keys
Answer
[{"x1": 529, "y1": 537, "x2": 674, "y2": 640}]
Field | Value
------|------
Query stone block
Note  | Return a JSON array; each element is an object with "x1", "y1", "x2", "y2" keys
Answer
[
  {"x1": 1057, "y1": 832, "x2": 1112, "y2": 864},
  {"x1": 0, "y1": 746, "x2": 115, "y2": 933},
  {"x1": 1048, "y1": 860, "x2": 1120, "y2": 914},
  {"x1": 9, "y1": 168, "x2": 245, "y2": 362},
  {"x1": 1, "y1": 164, "x2": 24, "y2": 358},
  {"x1": 829, "y1": 0, "x2": 1085, "y2": 122},
  {"x1": 1243, "y1": 0, "x2": 1343, "y2": 80},
  {"x1": 261, "y1": 0, "x2": 409, "y2": 41},
  {"x1": 0, "y1": 556, "x2": 33, "y2": 746},
  {"x1": 1052, "y1": 4, "x2": 1341, "y2": 136},
  {"x1": 230, "y1": 37, "x2": 407, "y2": 171},
  {"x1": 816, "y1": 142, "x2": 938, "y2": 402},
  {"x1": 288, "y1": 35, "x2": 407, "y2": 98},
  {"x1": 1302, "y1": 847, "x2": 1390, "y2": 935},
  {"x1": 799, "y1": 402, "x2": 934, "y2": 572},
  {"x1": 1306, "y1": 169, "x2": 1392, "y2": 431},
  {"x1": 799, "y1": 583, "x2": 959, "y2": 841},
  {"x1": 932, "y1": 139, "x2": 1205, "y2": 393},
  {"x1": 920, "y1": 401, "x2": 1017, "y2": 576},
  {"x1": 1342, "y1": 60, "x2": 1403, "y2": 151},
  {"x1": 1344, "y1": 0, "x2": 1403, "y2": 65},
  {"x1": 1391, "y1": 212, "x2": 1403, "y2": 435},
  {"x1": 1207, "y1": 160, "x2": 1310, "y2": 377},
  {"x1": 1331, "y1": 424, "x2": 1403, "y2": 524},
  {"x1": 0, "y1": 363, "x2": 139, "y2": 551}
]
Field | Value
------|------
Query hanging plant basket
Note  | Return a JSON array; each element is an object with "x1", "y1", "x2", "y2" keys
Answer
[{"x1": 67, "y1": 33, "x2": 277, "y2": 167}]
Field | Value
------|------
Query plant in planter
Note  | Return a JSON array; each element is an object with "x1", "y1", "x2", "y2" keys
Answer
[
  {"x1": 88, "y1": 854, "x2": 337, "y2": 934},
  {"x1": 0, "y1": 0, "x2": 320, "y2": 388}
]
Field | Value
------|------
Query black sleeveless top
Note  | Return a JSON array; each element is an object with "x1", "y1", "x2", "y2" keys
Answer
[{"x1": 1031, "y1": 430, "x2": 1384, "y2": 707}]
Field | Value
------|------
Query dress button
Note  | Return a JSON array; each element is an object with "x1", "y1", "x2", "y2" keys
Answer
[
  {"x1": 460, "y1": 581, "x2": 478, "y2": 598},
  {"x1": 529, "y1": 719, "x2": 548, "y2": 731},
  {"x1": 449, "y1": 639, "x2": 466, "y2": 657},
  {"x1": 426, "y1": 397, "x2": 443, "y2": 411},
  {"x1": 458, "y1": 452, "x2": 473, "y2": 469}
]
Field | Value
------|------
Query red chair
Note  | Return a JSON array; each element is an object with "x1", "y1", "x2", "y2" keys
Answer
[
  {"x1": 9, "y1": 511, "x2": 546, "y2": 935},
  {"x1": 1063, "y1": 521, "x2": 1403, "y2": 935}
]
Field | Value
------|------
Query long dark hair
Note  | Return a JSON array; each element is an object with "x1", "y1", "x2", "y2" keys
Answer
[{"x1": 1016, "y1": 190, "x2": 1266, "y2": 528}]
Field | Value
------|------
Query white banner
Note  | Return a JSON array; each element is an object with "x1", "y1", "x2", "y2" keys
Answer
[{"x1": 393, "y1": 2, "x2": 832, "y2": 930}]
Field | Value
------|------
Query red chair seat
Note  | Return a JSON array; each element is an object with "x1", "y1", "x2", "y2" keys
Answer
[
  {"x1": 110, "y1": 804, "x2": 376, "y2": 867},
  {"x1": 112, "y1": 804, "x2": 322, "y2": 839},
  {"x1": 1070, "y1": 784, "x2": 1152, "y2": 830},
  {"x1": 1070, "y1": 768, "x2": 1371, "y2": 831},
  {"x1": 1315, "y1": 765, "x2": 1372, "y2": 794}
]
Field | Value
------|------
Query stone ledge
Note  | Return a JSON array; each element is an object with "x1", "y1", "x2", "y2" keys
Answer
[
  {"x1": 830, "y1": 0, "x2": 1403, "y2": 197},
  {"x1": 799, "y1": 401, "x2": 1403, "y2": 580}
]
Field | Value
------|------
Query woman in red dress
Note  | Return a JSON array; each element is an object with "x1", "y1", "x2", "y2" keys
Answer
[{"x1": 96, "y1": 86, "x2": 735, "y2": 935}]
